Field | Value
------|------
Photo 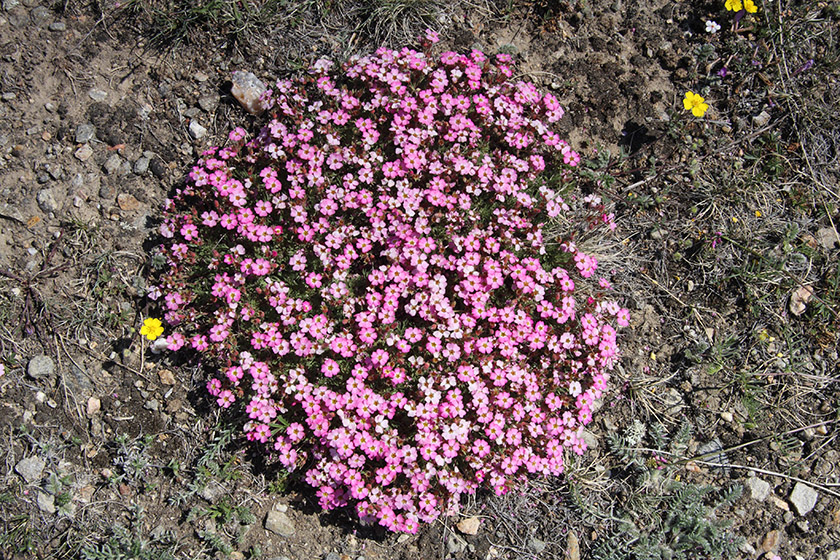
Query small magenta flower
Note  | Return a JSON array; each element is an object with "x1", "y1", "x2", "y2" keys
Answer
[{"x1": 683, "y1": 91, "x2": 709, "y2": 117}]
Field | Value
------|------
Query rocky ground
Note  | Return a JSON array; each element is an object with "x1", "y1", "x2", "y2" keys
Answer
[{"x1": 0, "y1": 0, "x2": 838, "y2": 559}]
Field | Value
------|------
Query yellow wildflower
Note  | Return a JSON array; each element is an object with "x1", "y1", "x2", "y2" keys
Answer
[
  {"x1": 140, "y1": 318, "x2": 164, "y2": 341},
  {"x1": 683, "y1": 91, "x2": 709, "y2": 118},
  {"x1": 744, "y1": 0, "x2": 758, "y2": 13},
  {"x1": 725, "y1": 0, "x2": 743, "y2": 11}
]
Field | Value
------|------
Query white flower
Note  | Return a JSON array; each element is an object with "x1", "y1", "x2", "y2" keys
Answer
[{"x1": 706, "y1": 20, "x2": 721, "y2": 33}]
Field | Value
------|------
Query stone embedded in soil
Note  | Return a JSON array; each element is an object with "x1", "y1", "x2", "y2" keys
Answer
[
  {"x1": 30, "y1": 6, "x2": 50, "y2": 26},
  {"x1": 117, "y1": 193, "x2": 140, "y2": 211},
  {"x1": 48, "y1": 21, "x2": 65, "y2": 32},
  {"x1": 188, "y1": 120, "x2": 207, "y2": 140},
  {"x1": 37, "y1": 491, "x2": 55, "y2": 514},
  {"x1": 527, "y1": 538, "x2": 546, "y2": 554},
  {"x1": 28, "y1": 354, "x2": 55, "y2": 379},
  {"x1": 88, "y1": 88, "x2": 107, "y2": 102},
  {"x1": 74, "y1": 144, "x2": 93, "y2": 162},
  {"x1": 87, "y1": 396, "x2": 101, "y2": 416},
  {"x1": 103, "y1": 153, "x2": 123, "y2": 175},
  {"x1": 789, "y1": 285, "x2": 814, "y2": 316},
  {"x1": 566, "y1": 532, "x2": 581, "y2": 560},
  {"x1": 37, "y1": 188, "x2": 60, "y2": 214},
  {"x1": 230, "y1": 70, "x2": 266, "y2": 115},
  {"x1": 745, "y1": 477, "x2": 771, "y2": 502},
  {"x1": 198, "y1": 93, "x2": 219, "y2": 112},
  {"x1": 753, "y1": 110, "x2": 771, "y2": 127},
  {"x1": 75, "y1": 123, "x2": 96, "y2": 144},
  {"x1": 133, "y1": 156, "x2": 150, "y2": 175},
  {"x1": 761, "y1": 529, "x2": 781, "y2": 553},
  {"x1": 816, "y1": 227, "x2": 840, "y2": 249},
  {"x1": 264, "y1": 508, "x2": 295, "y2": 537},
  {"x1": 790, "y1": 482, "x2": 819, "y2": 516},
  {"x1": 157, "y1": 369, "x2": 175, "y2": 385},
  {"x1": 456, "y1": 516, "x2": 480, "y2": 535},
  {"x1": 15, "y1": 455, "x2": 45, "y2": 483}
]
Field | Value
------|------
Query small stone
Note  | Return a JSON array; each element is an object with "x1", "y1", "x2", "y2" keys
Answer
[
  {"x1": 789, "y1": 285, "x2": 814, "y2": 316},
  {"x1": 30, "y1": 5, "x2": 49, "y2": 26},
  {"x1": 761, "y1": 530, "x2": 781, "y2": 553},
  {"x1": 745, "y1": 477, "x2": 771, "y2": 502},
  {"x1": 1, "y1": 92, "x2": 16, "y2": 101},
  {"x1": 265, "y1": 509, "x2": 295, "y2": 537},
  {"x1": 133, "y1": 156, "x2": 150, "y2": 175},
  {"x1": 527, "y1": 538, "x2": 546, "y2": 554},
  {"x1": 753, "y1": 110, "x2": 771, "y2": 127},
  {"x1": 826, "y1": 550, "x2": 840, "y2": 560},
  {"x1": 816, "y1": 227, "x2": 840, "y2": 250},
  {"x1": 230, "y1": 70, "x2": 267, "y2": 115},
  {"x1": 15, "y1": 455, "x2": 45, "y2": 483},
  {"x1": 790, "y1": 482, "x2": 818, "y2": 516},
  {"x1": 37, "y1": 491, "x2": 55, "y2": 514},
  {"x1": 158, "y1": 369, "x2": 175, "y2": 385},
  {"x1": 720, "y1": 411, "x2": 734, "y2": 422},
  {"x1": 566, "y1": 531, "x2": 580, "y2": 560},
  {"x1": 188, "y1": 120, "x2": 207, "y2": 140},
  {"x1": 75, "y1": 123, "x2": 96, "y2": 144},
  {"x1": 143, "y1": 399, "x2": 159, "y2": 411},
  {"x1": 456, "y1": 516, "x2": 480, "y2": 535},
  {"x1": 103, "y1": 154, "x2": 122, "y2": 175},
  {"x1": 37, "y1": 189, "x2": 59, "y2": 213},
  {"x1": 88, "y1": 88, "x2": 108, "y2": 102},
  {"x1": 198, "y1": 94, "x2": 219, "y2": 112},
  {"x1": 446, "y1": 534, "x2": 465, "y2": 555},
  {"x1": 199, "y1": 480, "x2": 226, "y2": 502},
  {"x1": 28, "y1": 354, "x2": 55, "y2": 379},
  {"x1": 48, "y1": 21, "x2": 65, "y2": 31},
  {"x1": 149, "y1": 158, "x2": 167, "y2": 179},
  {"x1": 74, "y1": 144, "x2": 93, "y2": 162},
  {"x1": 770, "y1": 495, "x2": 789, "y2": 511},
  {"x1": 117, "y1": 193, "x2": 140, "y2": 211},
  {"x1": 99, "y1": 182, "x2": 116, "y2": 200},
  {"x1": 87, "y1": 397, "x2": 101, "y2": 416},
  {"x1": 3, "y1": 0, "x2": 20, "y2": 10}
]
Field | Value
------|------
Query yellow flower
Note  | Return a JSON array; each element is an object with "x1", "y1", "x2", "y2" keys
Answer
[
  {"x1": 744, "y1": 0, "x2": 758, "y2": 13},
  {"x1": 683, "y1": 91, "x2": 709, "y2": 118},
  {"x1": 725, "y1": 0, "x2": 743, "y2": 11},
  {"x1": 140, "y1": 318, "x2": 164, "y2": 341}
]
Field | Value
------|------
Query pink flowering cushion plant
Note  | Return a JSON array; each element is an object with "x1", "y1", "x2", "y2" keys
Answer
[{"x1": 151, "y1": 40, "x2": 628, "y2": 533}]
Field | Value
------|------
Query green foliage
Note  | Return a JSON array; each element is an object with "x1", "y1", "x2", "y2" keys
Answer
[{"x1": 588, "y1": 420, "x2": 744, "y2": 560}]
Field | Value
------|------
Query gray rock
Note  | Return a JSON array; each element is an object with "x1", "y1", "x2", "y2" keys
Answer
[
  {"x1": 75, "y1": 123, "x2": 96, "y2": 144},
  {"x1": 28, "y1": 354, "x2": 55, "y2": 380},
  {"x1": 149, "y1": 158, "x2": 167, "y2": 179},
  {"x1": 37, "y1": 188, "x2": 60, "y2": 213},
  {"x1": 88, "y1": 89, "x2": 108, "y2": 102},
  {"x1": 198, "y1": 94, "x2": 220, "y2": 112},
  {"x1": 1, "y1": 92, "x2": 16, "y2": 101},
  {"x1": 323, "y1": 554, "x2": 340, "y2": 560},
  {"x1": 30, "y1": 5, "x2": 49, "y2": 26},
  {"x1": 143, "y1": 399, "x2": 159, "y2": 412},
  {"x1": 745, "y1": 477, "x2": 770, "y2": 502},
  {"x1": 3, "y1": 0, "x2": 21, "y2": 11},
  {"x1": 446, "y1": 533, "x2": 465, "y2": 555},
  {"x1": 37, "y1": 491, "x2": 55, "y2": 514},
  {"x1": 133, "y1": 156, "x2": 150, "y2": 175},
  {"x1": 15, "y1": 455, "x2": 45, "y2": 483},
  {"x1": 753, "y1": 110, "x2": 771, "y2": 127},
  {"x1": 790, "y1": 482, "x2": 818, "y2": 516},
  {"x1": 527, "y1": 538, "x2": 546, "y2": 554},
  {"x1": 188, "y1": 121, "x2": 207, "y2": 140},
  {"x1": 198, "y1": 480, "x2": 226, "y2": 502},
  {"x1": 264, "y1": 509, "x2": 295, "y2": 537},
  {"x1": 74, "y1": 144, "x2": 93, "y2": 162},
  {"x1": 103, "y1": 153, "x2": 122, "y2": 175},
  {"x1": 826, "y1": 550, "x2": 840, "y2": 560},
  {"x1": 48, "y1": 21, "x2": 65, "y2": 31},
  {"x1": 816, "y1": 227, "x2": 840, "y2": 250},
  {"x1": 267, "y1": 557, "x2": 293, "y2": 560},
  {"x1": 230, "y1": 70, "x2": 266, "y2": 115}
]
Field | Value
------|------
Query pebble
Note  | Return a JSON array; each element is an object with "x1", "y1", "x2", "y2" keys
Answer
[
  {"x1": 37, "y1": 188, "x2": 59, "y2": 213},
  {"x1": 48, "y1": 21, "x2": 65, "y2": 31},
  {"x1": 198, "y1": 93, "x2": 220, "y2": 112},
  {"x1": 88, "y1": 88, "x2": 108, "y2": 102},
  {"x1": 75, "y1": 123, "x2": 96, "y2": 144},
  {"x1": 761, "y1": 529, "x2": 781, "y2": 553},
  {"x1": 456, "y1": 516, "x2": 480, "y2": 535},
  {"x1": 188, "y1": 120, "x2": 207, "y2": 140},
  {"x1": 566, "y1": 533, "x2": 580, "y2": 560},
  {"x1": 37, "y1": 491, "x2": 55, "y2": 514},
  {"x1": 117, "y1": 193, "x2": 140, "y2": 211},
  {"x1": 264, "y1": 508, "x2": 295, "y2": 537},
  {"x1": 74, "y1": 144, "x2": 93, "y2": 161},
  {"x1": 1, "y1": 91, "x2": 16, "y2": 101},
  {"x1": 15, "y1": 455, "x2": 45, "y2": 483},
  {"x1": 133, "y1": 156, "x2": 150, "y2": 175},
  {"x1": 198, "y1": 480, "x2": 226, "y2": 502},
  {"x1": 103, "y1": 153, "x2": 122, "y2": 174},
  {"x1": 816, "y1": 227, "x2": 840, "y2": 249},
  {"x1": 149, "y1": 157, "x2": 167, "y2": 179},
  {"x1": 446, "y1": 533, "x2": 465, "y2": 555},
  {"x1": 158, "y1": 369, "x2": 175, "y2": 385},
  {"x1": 745, "y1": 477, "x2": 771, "y2": 502},
  {"x1": 827, "y1": 550, "x2": 840, "y2": 560},
  {"x1": 230, "y1": 70, "x2": 266, "y2": 115},
  {"x1": 28, "y1": 354, "x2": 55, "y2": 380},
  {"x1": 527, "y1": 538, "x2": 546, "y2": 554},
  {"x1": 87, "y1": 396, "x2": 101, "y2": 416},
  {"x1": 143, "y1": 399, "x2": 159, "y2": 412},
  {"x1": 3, "y1": 0, "x2": 20, "y2": 11},
  {"x1": 323, "y1": 553, "x2": 340, "y2": 560},
  {"x1": 753, "y1": 110, "x2": 771, "y2": 127},
  {"x1": 30, "y1": 5, "x2": 49, "y2": 26},
  {"x1": 790, "y1": 482, "x2": 818, "y2": 516}
]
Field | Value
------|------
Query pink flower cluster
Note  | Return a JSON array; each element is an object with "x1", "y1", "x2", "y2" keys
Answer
[{"x1": 152, "y1": 40, "x2": 627, "y2": 533}]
